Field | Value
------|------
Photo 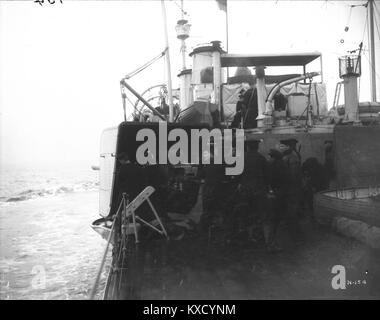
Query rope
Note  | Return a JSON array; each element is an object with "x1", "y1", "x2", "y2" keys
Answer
[
  {"x1": 345, "y1": 6, "x2": 353, "y2": 31},
  {"x1": 88, "y1": 214, "x2": 118, "y2": 300},
  {"x1": 374, "y1": 0, "x2": 380, "y2": 17},
  {"x1": 117, "y1": 196, "x2": 131, "y2": 297},
  {"x1": 361, "y1": 6, "x2": 368, "y2": 46},
  {"x1": 106, "y1": 194, "x2": 143, "y2": 300},
  {"x1": 355, "y1": 6, "x2": 369, "y2": 98},
  {"x1": 356, "y1": 42, "x2": 363, "y2": 98},
  {"x1": 172, "y1": 0, "x2": 189, "y2": 17},
  {"x1": 89, "y1": 196, "x2": 126, "y2": 300},
  {"x1": 120, "y1": 86, "x2": 143, "y2": 121},
  {"x1": 340, "y1": 1, "x2": 368, "y2": 44},
  {"x1": 124, "y1": 49, "x2": 166, "y2": 80},
  {"x1": 373, "y1": 3, "x2": 380, "y2": 42},
  {"x1": 363, "y1": 52, "x2": 380, "y2": 82}
]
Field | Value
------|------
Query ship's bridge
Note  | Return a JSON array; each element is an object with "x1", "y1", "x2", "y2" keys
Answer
[
  {"x1": 181, "y1": 42, "x2": 328, "y2": 129},
  {"x1": 219, "y1": 51, "x2": 327, "y2": 125},
  {"x1": 221, "y1": 52, "x2": 322, "y2": 68}
]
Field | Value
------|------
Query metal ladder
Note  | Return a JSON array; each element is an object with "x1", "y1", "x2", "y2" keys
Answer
[
  {"x1": 89, "y1": 186, "x2": 168, "y2": 300},
  {"x1": 333, "y1": 81, "x2": 344, "y2": 108},
  {"x1": 124, "y1": 186, "x2": 168, "y2": 243}
]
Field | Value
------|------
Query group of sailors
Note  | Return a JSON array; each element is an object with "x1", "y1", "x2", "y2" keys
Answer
[
  {"x1": 113, "y1": 136, "x2": 331, "y2": 251},
  {"x1": 200, "y1": 137, "x2": 330, "y2": 252}
]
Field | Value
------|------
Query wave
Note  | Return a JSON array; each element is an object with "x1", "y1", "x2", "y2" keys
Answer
[{"x1": 2, "y1": 181, "x2": 99, "y2": 203}]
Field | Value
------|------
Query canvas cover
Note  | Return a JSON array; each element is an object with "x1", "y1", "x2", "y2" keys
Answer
[
  {"x1": 222, "y1": 82, "x2": 328, "y2": 121},
  {"x1": 222, "y1": 83, "x2": 245, "y2": 122}
]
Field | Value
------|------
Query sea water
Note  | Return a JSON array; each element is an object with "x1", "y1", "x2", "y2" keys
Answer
[{"x1": 0, "y1": 165, "x2": 110, "y2": 300}]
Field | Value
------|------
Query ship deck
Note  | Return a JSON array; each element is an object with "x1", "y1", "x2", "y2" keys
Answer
[{"x1": 138, "y1": 218, "x2": 380, "y2": 299}]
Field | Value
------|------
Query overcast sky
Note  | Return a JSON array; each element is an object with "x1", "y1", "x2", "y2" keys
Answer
[{"x1": 0, "y1": 0, "x2": 379, "y2": 170}]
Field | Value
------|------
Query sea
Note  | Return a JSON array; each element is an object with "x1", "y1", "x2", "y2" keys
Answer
[{"x1": 0, "y1": 164, "x2": 110, "y2": 300}]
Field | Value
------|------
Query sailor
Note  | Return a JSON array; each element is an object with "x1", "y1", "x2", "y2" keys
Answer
[
  {"x1": 265, "y1": 148, "x2": 290, "y2": 252},
  {"x1": 273, "y1": 92, "x2": 288, "y2": 112},
  {"x1": 237, "y1": 138, "x2": 269, "y2": 241},
  {"x1": 231, "y1": 89, "x2": 247, "y2": 128},
  {"x1": 157, "y1": 88, "x2": 170, "y2": 116},
  {"x1": 199, "y1": 147, "x2": 225, "y2": 237},
  {"x1": 301, "y1": 157, "x2": 328, "y2": 222},
  {"x1": 242, "y1": 87, "x2": 259, "y2": 129},
  {"x1": 279, "y1": 138, "x2": 303, "y2": 244}
]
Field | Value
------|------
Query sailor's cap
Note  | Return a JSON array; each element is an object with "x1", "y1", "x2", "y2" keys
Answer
[
  {"x1": 268, "y1": 148, "x2": 283, "y2": 160},
  {"x1": 279, "y1": 138, "x2": 298, "y2": 146},
  {"x1": 238, "y1": 88, "x2": 247, "y2": 97},
  {"x1": 245, "y1": 138, "x2": 263, "y2": 145}
]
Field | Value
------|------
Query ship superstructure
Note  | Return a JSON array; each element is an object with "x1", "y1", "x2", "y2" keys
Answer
[{"x1": 89, "y1": 0, "x2": 380, "y2": 300}]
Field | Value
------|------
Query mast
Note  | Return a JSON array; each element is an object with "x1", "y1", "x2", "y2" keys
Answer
[
  {"x1": 225, "y1": 1, "x2": 229, "y2": 53},
  {"x1": 175, "y1": 1, "x2": 192, "y2": 110},
  {"x1": 218, "y1": 0, "x2": 229, "y2": 77},
  {"x1": 180, "y1": 0, "x2": 186, "y2": 70},
  {"x1": 181, "y1": 0, "x2": 187, "y2": 70},
  {"x1": 225, "y1": 1, "x2": 229, "y2": 79},
  {"x1": 368, "y1": 0, "x2": 377, "y2": 102},
  {"x1": 161, "y1": 0, "x2": 174, "y2": 122}
]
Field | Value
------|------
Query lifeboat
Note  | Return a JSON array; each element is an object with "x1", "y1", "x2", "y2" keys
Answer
[{"x1": 314, "y1": 186, "x2": 380, "y2": 227}]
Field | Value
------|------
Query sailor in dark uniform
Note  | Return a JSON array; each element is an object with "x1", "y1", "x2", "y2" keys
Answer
[
  {"x1": 266, "y1": 148, "x2": 290, "y2": 252},
  {"x1": 302, "y1": 157, "x2": 329, "y2": 222},
  {"x1": 242, "y1": 87, "x2": 259, "y2": 129},
  {"x1": 199, "y1": 148, "x2": 225, "y2": 236},
  {"x1": 231, "y1": 89, "x2": 247, "y2": 128},
  {"x1": 279, "y1": 138, "x2": 303, "y2": 243},
  {"x1": 230, "y1": 87, "x2": 259, "y2": 129},
  {"x1": 238, "y1": 138, "x2": 269, "y2": 241}
]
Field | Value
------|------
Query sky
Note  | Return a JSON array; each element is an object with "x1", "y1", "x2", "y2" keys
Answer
[{"x1": 0, "y1": 0, "x2": 379, "y2": 170}]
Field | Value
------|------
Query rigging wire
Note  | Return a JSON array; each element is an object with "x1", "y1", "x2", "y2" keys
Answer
[
  {"x1": 345, "y1": 5, "x2": 353, "y2": 32},
  {"x1": 364, "y1": 1, "x2": 380, "y2": 101},
  {"x1": 341, "y1": 1, "x2": 369, "y2": 44},
  {"x1": 350, "y1": 2, "x2": 369, "y2": 9},
  {"x1": 89, "y1": 206, "x2": 121, "y2": 300},
  {"x1": 373, "y1": 2, "x2": 380, "y2": 42},
  {"x1": 359, "y1": 51, "x2": 380, "y2": 109},
  {"x1": 124, "y1": 49, "x2": 167, "y2": 80},
  {"x1": 375, "y1": 0, "x2": 380, "y2": 17},
  {"x1": 353, "y1": 3, "x2": 370, "y2": 99},
  {"x1": 355, "y1": 42, "x2": 364, "y2": 98},
  {"x1": 126, "y1": 93, "x2": 143, "y2": 118},
  {"x1": 363, "y1": 51, "x2": 380, "y2": 82},
  {"x1": 375, "y1": 18, "x2": 380, "y2": 43},
  {"x1": 365, "y1": 2, "x2": 380, "y2": 82},
  {"x1": 172, "y1": 0, "x2": 189, "y2": 17},
  {"x1": 163, "y1": 54, "x2": 167, "y2": 97},
  {"x1": 361, "y1": 6, "x2": 369, "y2": 48},
  {"x1": 120, "y1": 85, "x2": 143, "y2": 120},
  {"x1": 357, "y1": 6, "x2": 369, "y2": 98}
]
